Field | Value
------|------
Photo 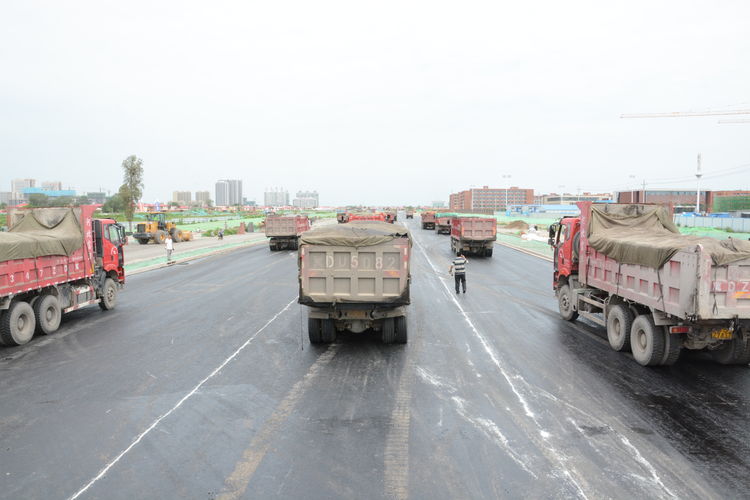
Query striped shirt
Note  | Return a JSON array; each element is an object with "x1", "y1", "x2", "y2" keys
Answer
[{"x1": 452, "y1": 256, "x2": 467, "y2": 274}]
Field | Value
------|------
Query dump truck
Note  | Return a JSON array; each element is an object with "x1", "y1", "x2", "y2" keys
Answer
[
  {"x1": 421, "y1": 211, "x2": 436, "y2": 230},
  {"x1": 133, "y1": 212, "x2": 193, "y2": 244},
  {"x1": 385, "y1": 211, "x2": 397, "y2": 224},
  {"x1": 551, "y1": 202, "x2": 750, "y2": 366},
  {"x1": 436, "y1": 214, "x2": 454, "y2": 234},
  {"x1": 0, "y1": 206, "x2": 126, "y2": 346},
  {"x1": 265, "y1": 215, "x2": 310, "y2": 250},
  {"x1": 298, "y1": 221, "x2": 411, "y2": 344},
  {"x1": 450, "y1": 217, "x2": 497, "y2": 256},
  {"x1": 336, "y1": 212, "x2": 349, "y2": 224},
  {"x1": 348, "y1": 213, "x2": 386, "y2": 222},
  {"x1": 406, "y1": 210, "x2": 414, "y2": 219}
]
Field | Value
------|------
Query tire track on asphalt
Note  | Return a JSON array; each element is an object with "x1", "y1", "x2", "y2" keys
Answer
[
  {"x1": 218, "y1": 344, "x2": 341, "y2": 500},
  {"x1": 67, "y1": 297, "x2": 297, "y2": 500}
]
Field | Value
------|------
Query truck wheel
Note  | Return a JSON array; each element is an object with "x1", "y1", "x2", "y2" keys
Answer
[
  {"x1": 557, "y1": 284, "x2": 578, "y2": 321},
  {"x1": 382, "y1": 317, "x2": 396, "y2": 344},
  {"x1": 486, "y1": 248, "x2": 493, "y2": 257},
  {"x1": 394, "y1": 316, "x2": 408, "y2": 344},
  {"x1": 99, "y1": 278, "x2": 117, "y2": 311},
  {"x1": 630, "y1": 315, "x2": 665, "y2": 366},
  {"x1": 0, "y1": 301, "x2": 36, "y2": 346},
  {"x1": 172, "y1": 230, "x2": 183, "y2": 243},
  {"x1": 137, "y1": 238, "x2": 149, "y2": 245},
  {"x1": 606, "y1": 304, "x2": 632, "y2": 352},
  {"x1": 660, "y1": 330, "x2": 682, "y2": 366},
  {"x1": 153, "y1": 230, "x2": 167, "y2": 244},
  {"x1": 712, "y1": 337, "x2": 750, "y2": 365},
  {"x1": 321, "y1": 319, "x2": 337, "y2": 343},
  {"x1": 33, "y1": 294, "x2": 61, "y2": 335},
  {"x1": 308, "y1": 318, "x2": 323, "y2": 344}
]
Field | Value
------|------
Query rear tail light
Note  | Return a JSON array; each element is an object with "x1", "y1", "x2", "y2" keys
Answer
[{"x1": 669, "y1": 326, "x2": 691, "y2": 334}]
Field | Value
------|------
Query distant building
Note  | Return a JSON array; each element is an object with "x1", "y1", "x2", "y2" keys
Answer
[
  {"x1": 541, "y1": 192, "x2": 612, "y2": 204},
  {"x1": 195, "y1": 191, "x2": 210, "y2": 205},
  {"x1": 22, "y1": 187, "x2": 76, "y2": 198},
  {"x1": 11, "y1": 178, "x2": 35, "y2": 205},
  {"x1": 449, "y1": 186, "x2": 534, "y2": 211},
  {"x1": 264, "y1": 187, "x2": 290, "y2": 207},
  {"x1": 0, "y1": 192, "x2": 11, "y2": 205},
  {"x1": 42, "y1": 181, "x2": 63, "y2": 191},
  {"x1": 293, "y1": 190, "x2": 319, "y2": 209},
  {"x1": 172, "y1": 191, "x2": 192, "y2": 204},
  {"x1": 616, "y1": 189, "x2": 708, "y2": 211},
  {"x1": 215, "y1": 179, "x2": 242, "y2": 206},
  {"x1": 432, "y1": 201, "x2": 446, "y2": 208}
]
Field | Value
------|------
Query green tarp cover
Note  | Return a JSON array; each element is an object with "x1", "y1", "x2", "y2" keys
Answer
[
  {"x1": 300, "y1": 221, "x2": 410, "y2": 248},
  {"x1": 0, "y1": 208, "x2": 83, "y2": 260},
  {"x1": 588, "y1": 204, "x2": 750, "y2": 269}
]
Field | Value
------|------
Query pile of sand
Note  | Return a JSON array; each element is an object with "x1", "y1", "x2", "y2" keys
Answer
[{"x1": 504, "y1": 220, "x2": 529, "y2": 230}]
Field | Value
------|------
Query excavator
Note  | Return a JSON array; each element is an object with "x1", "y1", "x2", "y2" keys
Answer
[{"x1": 132, "y1": 212, "x2": 193, "y2": 245}]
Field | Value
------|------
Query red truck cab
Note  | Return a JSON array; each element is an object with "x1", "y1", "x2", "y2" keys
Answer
[{"x1": 550, "y1": 216, "x2": 581, "y2": 288}]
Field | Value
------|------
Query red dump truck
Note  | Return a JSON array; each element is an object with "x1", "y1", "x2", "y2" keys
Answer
[
  {"x1": 348, "y1": 213, "x2": 386, "y2": 222},
  {"x1": 298, "y1": 222, "x2": 411, "y2": 344},
  {"x1": 421, "y1": 211, "x2": 436, "y2": 230},
  {"x1": 551, "y1": 202, "x2": 750, "y2": 366},
  {"x1": 265, "y1": 215, "x2": 310, "y2": 250},
  {"x1": 406, "y1": 210, "x2": 414, "y2": 219},
  {"x1": 336, "y1": 212, "x2": 349, "y2": 224},
  {"x1": 435, "y1": 215, "x2": 452, "y2": 234},
  {"x1": 450, "y1": 217, "x2": 497, "y2": 256},
  {"x1": 0, "y1": 206, "x2": 126, "y2": 346}
]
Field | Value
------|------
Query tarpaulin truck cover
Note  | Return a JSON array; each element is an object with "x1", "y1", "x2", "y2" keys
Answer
[
  {"x1": 0, "y1": 208, "x2": 83, "y2": 260},
  {"x1": 299, "y1": 221, "x2": 411, "y2": 305},
  {"x1": 587, "y1": 204, "x2": 750, "y2": 269}
]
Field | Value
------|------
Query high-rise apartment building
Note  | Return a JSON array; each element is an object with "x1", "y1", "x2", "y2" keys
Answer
[
  {"x1": 195, "y1": 191, "x2": 210, "y2": 205},
  {"x1": 264, "y1": 188, "x2": 290, "y2": 207},
  {"x1": 172, "y1": 191, "x2": 192, "y2": 204},
  {"x1": 292, "y1": 190, "x2": 319, "y2": 209},
  {"x1": 215, "y1": 179, "x2": 243, "y2": 206}
]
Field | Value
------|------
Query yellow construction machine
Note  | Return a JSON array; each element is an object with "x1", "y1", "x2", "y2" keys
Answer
[{"x1": 132, "y1": 212, "x2": 193, "y2": 245}]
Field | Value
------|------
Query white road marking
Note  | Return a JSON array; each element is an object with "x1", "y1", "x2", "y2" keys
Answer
[
  {"x1": 414, "y1": 239, "x2": 590, "y2": 499},
  {"x1": 68, "y1": 297, "x2": 297, "y2": 500}
]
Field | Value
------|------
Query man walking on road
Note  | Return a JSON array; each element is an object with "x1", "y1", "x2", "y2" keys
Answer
[
  {"x1": 165, "y1": 235, "x2": 174, "y2": 264},
  {"x1": 449, "y1": 252, "x2": 468, "y2": 294}
]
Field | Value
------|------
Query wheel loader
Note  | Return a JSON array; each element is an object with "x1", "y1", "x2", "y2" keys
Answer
[{"x1": 132, "y1": 212, "x2": 193, "y2": 245}]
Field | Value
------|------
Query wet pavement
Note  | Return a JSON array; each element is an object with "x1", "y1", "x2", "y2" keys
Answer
[{"x1": 1, "y1": 216, "x2": 749, "y2": 499}]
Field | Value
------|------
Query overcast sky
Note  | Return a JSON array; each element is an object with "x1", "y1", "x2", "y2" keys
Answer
[{"x1": 1, "y1": 0, "x2": 749, "y2": 206}]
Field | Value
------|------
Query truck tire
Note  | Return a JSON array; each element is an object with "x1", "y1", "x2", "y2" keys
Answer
[
  {"x1": 394, "y1": 316, "x2": 408, "y2": 344},
  {"x1": 630, "y1": 315, "x2": 665, "y2": 366},
  {"x1": 99, "y1": 278, "x2": 117, "y2": 311},
  {"x1": 137, "y1": 238, "x2": 149, "y2": 245},
  {"x1": 660, "y1": 330, "x2": 682, "y2": 366},
  {"x1": 153, "y1": 230, "x2": 167, "y2": 244},
  {"x1": 34, "y1": 294, "x2": 61, "y2": 335},
  {"x1": 486, "y1": 248, "x2": 493, "y2": 257},
  {"x1": 0, "y1": 301, "x2": 36, "y2": 346},
  {"x1": 321, "y1": 319, "x2": 337, "y2": 343},
  {"x1": 712, "y1": 336, "x2": 750, "y2": 365},
  {"x1": 557, "y1": 284, "x2": 578, "y2": 321},
  {"x1": 308, "y1": 318, "x2": 323, "y2": 344},
  {"x1": 172, "y1": 230, "x2": 183, "y2": 243},
  {"x1": 606, "y1": 304, "x2": 632, "y2": 352},
  {"x1": 382, "y1": 317, "x2": 396, "y2": 344}
]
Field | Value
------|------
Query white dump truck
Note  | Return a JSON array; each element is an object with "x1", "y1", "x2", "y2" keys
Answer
[{"x1": 298, "y1": 221, "x2": 411, "y2": 344}]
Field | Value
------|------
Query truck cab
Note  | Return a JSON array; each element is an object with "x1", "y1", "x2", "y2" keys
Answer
[
  {"x1": 550, "y1": 216, "x2": 581, "y2": 288},
  {"x1": 94, "y1": 219, "x2": 127, "y2": 283}
]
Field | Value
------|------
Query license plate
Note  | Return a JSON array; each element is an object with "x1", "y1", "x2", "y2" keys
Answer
[
  {"x1": 345, "y1": 310, "x2": 368, "y2": 319},
  {"x1": 711, "y1": 328, "x2": 733, "y2": 340}
]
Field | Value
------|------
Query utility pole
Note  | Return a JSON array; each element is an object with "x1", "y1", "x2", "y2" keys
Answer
[
  {"x1": 696, "y1": 154, "x2": 702, "y2": 213},
  {"x1": 642, "y1": 180, "x2": 646, "y2": 203}
]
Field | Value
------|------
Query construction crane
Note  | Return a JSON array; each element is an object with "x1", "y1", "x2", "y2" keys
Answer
[{"x1": 621, "y1": 108, "x2": 750, "y2": 119}]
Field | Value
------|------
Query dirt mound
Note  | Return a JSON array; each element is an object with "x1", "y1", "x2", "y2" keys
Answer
[{"x1": 505, "y1": 220, "x2": 529, "y2": 230}]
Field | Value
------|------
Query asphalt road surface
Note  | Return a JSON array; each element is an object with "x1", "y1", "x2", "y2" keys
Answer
[{"x1": 2, "y1": 216, "x2": 749, "y2": 499}]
